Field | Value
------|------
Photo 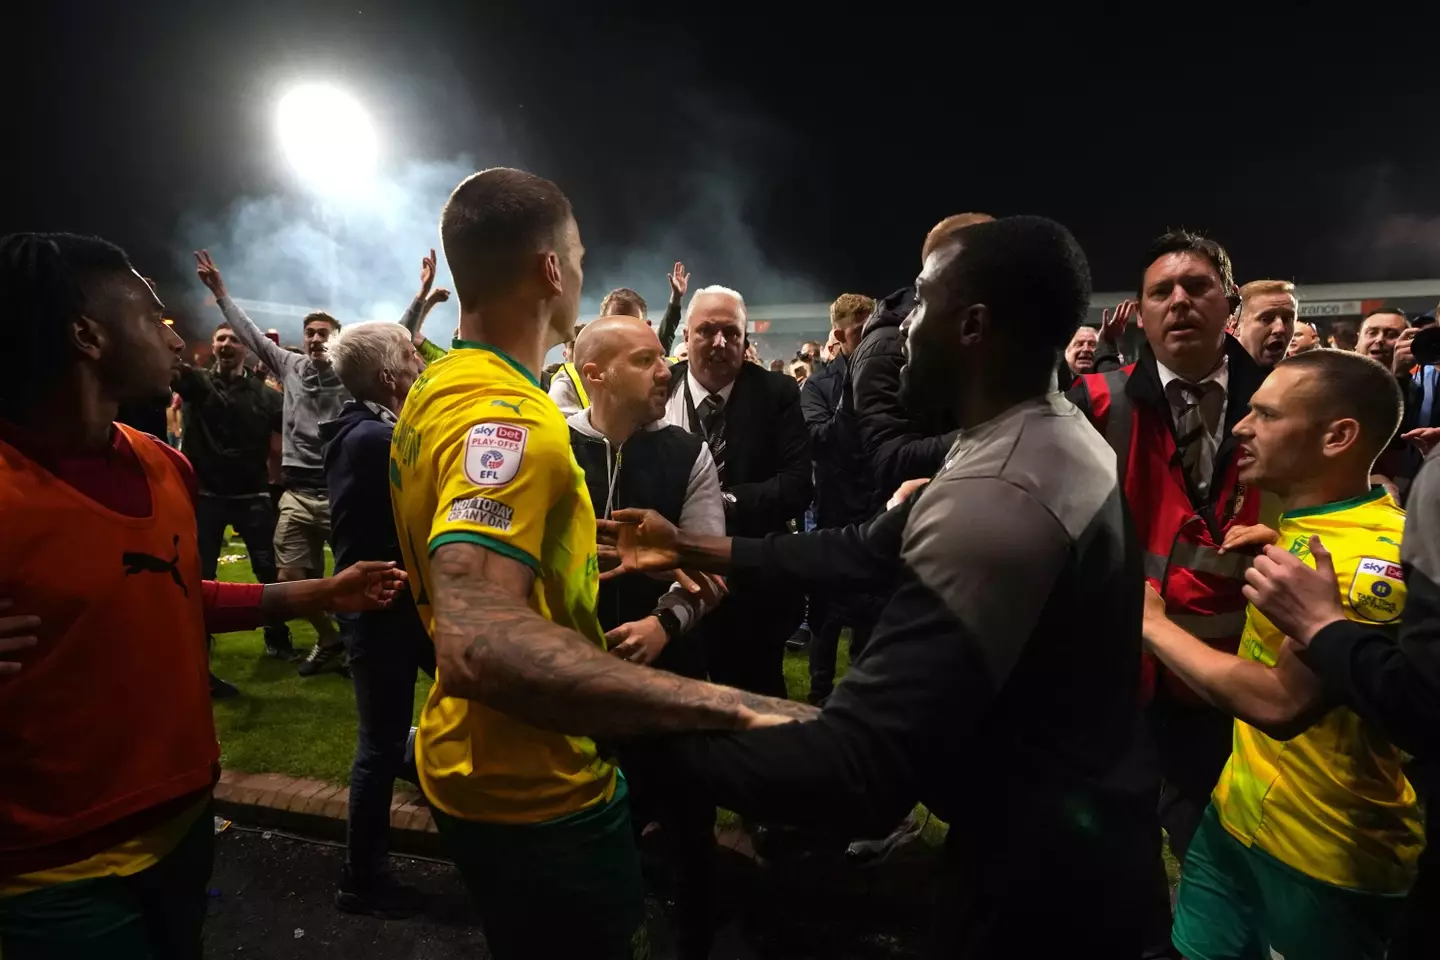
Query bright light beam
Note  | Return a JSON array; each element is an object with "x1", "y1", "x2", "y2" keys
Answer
[{"x1": 276, "y1": 84, "x2": 377, "y2": 196}]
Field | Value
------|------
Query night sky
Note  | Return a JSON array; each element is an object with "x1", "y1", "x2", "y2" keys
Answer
[{"x1": 12, "y1": 4, "x2": 1440, "y2": 327}]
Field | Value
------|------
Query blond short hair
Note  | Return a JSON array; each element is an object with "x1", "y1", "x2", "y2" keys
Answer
[
  {"x1": 830, "y1": 293, "x2": 875, "y2": 330},
  {"x1": 1239, "y1": 279, "x2": 1296, "y2": 302},
  {"x1": 921, "y1": 212, "x2": 995, "y2": 262}
]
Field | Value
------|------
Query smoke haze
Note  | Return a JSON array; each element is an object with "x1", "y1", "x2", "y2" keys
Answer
[{"x1": 175, "y1": 157, "x2": 827, "y2": 357}]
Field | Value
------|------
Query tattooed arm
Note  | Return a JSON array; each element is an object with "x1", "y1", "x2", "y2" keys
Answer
[{"x1": 431, "y1": 541, "x2": 818, "y2": 736}]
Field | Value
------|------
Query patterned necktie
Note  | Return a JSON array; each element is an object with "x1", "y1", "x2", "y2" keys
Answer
[
  {"x1": 699, "y1": 393, "x2": 727, "y2": 483},
  {"x1": 1171, "y1": 380, "x2": 1221, "y2": 499}
]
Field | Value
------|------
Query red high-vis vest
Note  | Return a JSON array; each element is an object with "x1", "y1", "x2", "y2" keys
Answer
[
  {"x1": 1080, "y1": 366, "x2": 1260, "y2": 703},
  {"x1": 0, "y1": 424, "x2": 218, "y2": 868}
]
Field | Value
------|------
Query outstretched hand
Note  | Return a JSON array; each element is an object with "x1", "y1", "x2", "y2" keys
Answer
[
  {"x1": 325, "y1": 561, "x2": 409, "y2": 613},
  {"x1": 1100, "y1": 299, "x2": 1136, "y2": 343},
  {"x1": 0, "y1": 600, "x2": 40, "y2": 675},
  {"x1": 1242, "y1": 536, "x2": 1344, "y2": 647},
  {"x1": 668, "y1": 261, "x2": 690, "y2": 301},
  {"x1": 194, "y1": 250, "x2": 227, "y2": 298},
  {"x1": 597, "y1": 508, "x2": 682, "y2": 580}
]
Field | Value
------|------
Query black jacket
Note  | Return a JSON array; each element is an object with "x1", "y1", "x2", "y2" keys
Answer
[
  {"x1": 173, "y1": 364, "x2": 281, "y2": 497},
  {"x1": 672, "y1": 397, "x2": 1150, "y2": 956},
  {"x1": 1301, "y1": 448, "x2": 1440, "y2": 758},
  {"x1": 570, "y1": 421, "x2": 708, "y2": 679},
  {"x1": 667, "y1": 360, "x2": 812, "y2": 539},
  {"x1": 800, "y1": 354, "x2": 872, "y2": 528},
  {"x1": 849, "y1": 286, "x2": 958, "y2": 502}
]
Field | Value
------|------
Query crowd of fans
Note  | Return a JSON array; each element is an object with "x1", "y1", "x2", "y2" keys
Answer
[{"x1": 3, "y1": 167, "x2": 1440, "y2": 960}]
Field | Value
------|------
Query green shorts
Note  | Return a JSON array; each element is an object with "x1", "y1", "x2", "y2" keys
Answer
[
  {"x1": 1173, "y1": 804, "x2": 1405, "y2": 960},
  {"x1": 430, "y1": 776, "x2": 649, "y2": 960},
  {"x1": 0, "y1": 801, "x2": 215, "y2": 960}
]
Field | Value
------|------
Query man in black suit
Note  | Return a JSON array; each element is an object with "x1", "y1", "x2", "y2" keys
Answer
[{"x1": 663, "y1": 285, "x2": 813, "y2": 696}]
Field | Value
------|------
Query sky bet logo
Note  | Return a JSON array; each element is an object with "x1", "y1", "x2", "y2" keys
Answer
[{"x1": 464, "y1": 422, "x2": 527, "y2": 486}]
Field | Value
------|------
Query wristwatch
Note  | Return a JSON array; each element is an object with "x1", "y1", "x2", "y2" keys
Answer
[{"x1": 654, "y1": 608, "x2": 683, "y2": 642}]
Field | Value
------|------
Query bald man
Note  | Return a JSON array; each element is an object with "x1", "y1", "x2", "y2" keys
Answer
[
  {"x1": 565, "y1": 316, "x2": 726, "y2": 955},
  {"x1": 567, "y1": 315, "x2": 725, "y2": 672}
]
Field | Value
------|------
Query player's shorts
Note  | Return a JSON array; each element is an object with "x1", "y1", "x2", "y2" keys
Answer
[
  {"x1": 430, "y1": 775, "x2": 648, "y2": 960},
  {"x1": 1172, "y1": 804, "x2": 1406, "y2": 960},
  {"x1": 274, "y1": 488, "x2": 331, "y2": 572},
  {"x1": 0, "y1": 801, "x2": 214, "y2": 959}
]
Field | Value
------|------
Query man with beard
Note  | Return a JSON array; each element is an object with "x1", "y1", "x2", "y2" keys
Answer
[
  {"x1": 566, "y1": 314, "x2": 726, "y2": 958},
  {"x1": 0, "y1": 232, "x2": 407, "y2": 957},
  {"x1": 1234, "y1": 280, "x2": 1298, "y2": 370},
  {"x1": 605, "y1": 215, "x2": 1151, "y2": 957}
]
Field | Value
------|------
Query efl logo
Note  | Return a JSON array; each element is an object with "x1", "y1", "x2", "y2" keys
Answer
[{"x1": 464, "y1": 422, "x2": 527, "y2": 486}]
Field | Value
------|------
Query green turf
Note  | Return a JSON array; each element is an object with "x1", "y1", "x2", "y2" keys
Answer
[{"x1": 209, "y1": 536, "x2": 848, "y2": 786}]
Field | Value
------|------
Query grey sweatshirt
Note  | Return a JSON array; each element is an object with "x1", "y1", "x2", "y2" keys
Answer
[{"x1": 217, "y1": 296, "x2": 351, "y2": 489}]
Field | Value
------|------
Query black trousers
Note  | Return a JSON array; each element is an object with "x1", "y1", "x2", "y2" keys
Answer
[
  {"x1": 196, "y1": 493, "x2": 289, "y2": 648},
  {"x1": 808, "y1": 589, "x2": 882, "y2": 701},
  {"x1": 700, "y1": 584, "x2": 804, "y2": 698}
]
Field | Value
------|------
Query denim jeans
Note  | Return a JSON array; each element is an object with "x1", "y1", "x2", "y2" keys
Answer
[
  {"x1": 195, "y1": 493, "x2": 289, "y2": 649},
  {"x1": 344, "y1": 609, "x2": 434, "y2": 882}
]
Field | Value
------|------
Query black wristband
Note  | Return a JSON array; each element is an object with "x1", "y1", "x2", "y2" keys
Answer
[{"x1": 654, "y1": 607, "x2": 683, "y2": 641}]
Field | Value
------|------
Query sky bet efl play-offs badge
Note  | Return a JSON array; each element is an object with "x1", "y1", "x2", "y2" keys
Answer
[
  {"x1": 464, "y1": 422, "x2": 527, "y2": 486},
  {"x1": 1349, "y1": 556, "x2": 1405, "y2": 623}
]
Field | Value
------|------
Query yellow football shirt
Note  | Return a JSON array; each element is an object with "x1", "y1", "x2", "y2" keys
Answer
[
  {"x1": 390, "y1": 340, "x2": 616, "y2": 825},
  {"x1": 1211, "y1": 486, "x2": 1425, "y2": 892}
]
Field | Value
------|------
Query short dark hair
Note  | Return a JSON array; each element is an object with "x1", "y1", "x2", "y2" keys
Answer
[
  {"x1": 941, "y1": 215, "x2": 1092, "y2": 375},
  {"x1": 600, "y1": 287, "x2": 647, "y2": 319},
  {"x1": 1411, "y1": 314, "x2": 1436, "y2": 329},
  {"x1": 1362, "y1": 307, "x2": 1407, "y2": 324},
  {"x1": 1280, "y1": 349, "x2": 1403, "y2": 462},
  {"x1": 1328, "y1": 319, "x2": 1359, "y2": 350},
  {"x1": 303, "y1": 311, "x2": 340, "y2": 331},
  {"x1": 440, "y1": 167, "x2": 574, "y2": 309},
  {"x1": 0, "y1": 231, "x2": 135, "y2": 418},
  {"x1": 1139, "y1": 230, "x2": 1235, "y2": 300},
  {"x1": 213, "y1": 321, "x2": 233, "y2": 334}
]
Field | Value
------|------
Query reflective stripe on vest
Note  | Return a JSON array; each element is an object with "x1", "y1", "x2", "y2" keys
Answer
[
  {"x1": 1080, "y1": 365, "x2": 1260, "y2": 703},
  {"x1": 562, "y1": 362, "x2": 590, "y2": 409},
  {"x1": 1142, "y1": 543, "x2": 1253, "y2": 583}
]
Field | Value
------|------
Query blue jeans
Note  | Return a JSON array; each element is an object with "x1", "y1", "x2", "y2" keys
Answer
[{"x1": 344, "y1": 608, "x2": 434, "y2": 882}]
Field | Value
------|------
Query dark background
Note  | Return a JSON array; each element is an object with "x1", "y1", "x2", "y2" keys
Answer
[{"x1": 9, "y1": 3, "x2": 1440, "y2": 331}]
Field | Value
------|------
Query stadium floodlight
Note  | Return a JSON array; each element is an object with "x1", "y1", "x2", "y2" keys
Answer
[{"x1": 276, "y1": 84, "x2": 377, "y2": 196}]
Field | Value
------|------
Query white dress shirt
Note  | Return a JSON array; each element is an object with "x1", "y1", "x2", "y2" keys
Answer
[
  {"x1": 1155, "y1": 354, "x2": 1230, "y2": 496},
  {"x1": 663, "y1": 368, "x2": 737, "y2": 434}
]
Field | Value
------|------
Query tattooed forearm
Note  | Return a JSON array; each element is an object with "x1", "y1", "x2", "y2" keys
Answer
[{"x1": 430, "y1": 542, "x2": 808, "y2": 737}]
